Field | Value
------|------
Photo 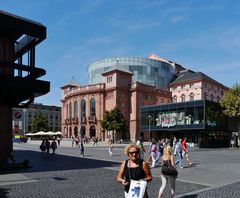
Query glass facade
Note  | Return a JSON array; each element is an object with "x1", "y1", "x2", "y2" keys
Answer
[
  {"x1": 141, "y1": 100, "x2": 206, "y2": 131},
  {"x1": 141, "y1": 100, "x2": 230, "y2": 147},
  {"x1": 88, "y1": 57, "x2": 174, "y2": 89}
]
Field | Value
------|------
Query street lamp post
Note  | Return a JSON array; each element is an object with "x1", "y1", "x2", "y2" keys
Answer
[
  {"x1": 148, "y1": 115, "x2": 151, "y2": 144},
  {"x1": 23, "y1": 109, "x2": 27, "y2": 135}
]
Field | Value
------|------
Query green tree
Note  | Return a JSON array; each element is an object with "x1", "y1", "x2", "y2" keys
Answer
[
  {"x1": 100, "y1": 108, "x2": 126, "y2": 141},
  {"x1": 220, "y1": 83, "x2": 240, "y2": 139},
  {"x1": 31, "y1": 112, "x2": 49, "y2": 133}
]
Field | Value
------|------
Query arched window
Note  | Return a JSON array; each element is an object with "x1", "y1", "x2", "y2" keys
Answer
[
  {"x1": 190, "y1": 93, "x2": 194, "y2": 101},
  {"x1": 181, "y1": 94, "x2": 185, "y2": 102},
  {"x1": 69, "y1": 102, "x2": 72, "y2": 118},
  {"x1": 90, "y1": 98, "x2": 96, "y2": 116},
  {"x1": 80, "y1": 126, "x2": 86, "y2": 138},
  {"x1": 74, "y1": 126, "x2": 78, "y2": 137},
  {"x1": 66, "y1": 103, "x2": 68, "y2": 118},
  {"x1": 81, "y1": 99, "x2": 86, "y2": 117},
  {"x1": 90, "y1": 125, "x2": 96, "y2": 138},
  {"x1": 74, "y1": 100, "x2": 78, "y2": 118},
  {"x1": 69, "y1": 127, "x2": 72, "y2": 137},
  {"x1": 173, "y1": 95, "x2": 177, "y2": 103}
]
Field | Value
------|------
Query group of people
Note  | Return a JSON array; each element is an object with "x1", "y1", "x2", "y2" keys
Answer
[
  {"x1": 117, "y1": 137, "x2": 193, "y2": 198},
  {"x1": 40, "y1": 138, "x2": 58, "y2": 157},
  {"x1": 173, "y1": 137, "x2": 192, "y2": 168}
]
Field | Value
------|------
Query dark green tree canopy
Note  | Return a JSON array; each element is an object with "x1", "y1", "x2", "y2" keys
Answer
[
  {"x1": 220, "y1": 83, "x2": 240, "y2": 118},
  {"x1": 100, "y1": 108, "x2": 126, "y2": 132},
  {"x1": 31, "y1": 112, "x2": 49, "y2": 133}
]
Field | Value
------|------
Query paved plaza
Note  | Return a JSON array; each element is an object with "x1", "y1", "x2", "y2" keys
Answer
[{"x1": 0, "y1": 140, "x2": 240, "y2": 197}]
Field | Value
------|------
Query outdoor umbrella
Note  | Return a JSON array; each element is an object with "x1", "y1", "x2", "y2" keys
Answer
[
  {"x1": 46, "y1": 131, "x2": 55, "y2": 136},
  {"x1": 55, "y1": 131, "x2": 62, "y2": 135},
  {"x1": 25, "y1": 133, "x2": 34, "y2": 136},
  {"x1": 35, "y1": 131, "x2": 47, "y2": 135}
]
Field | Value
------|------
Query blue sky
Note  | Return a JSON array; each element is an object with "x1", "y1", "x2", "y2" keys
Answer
[{"x1": 2, "y1": 0, "x2": 240, "y2": 106}]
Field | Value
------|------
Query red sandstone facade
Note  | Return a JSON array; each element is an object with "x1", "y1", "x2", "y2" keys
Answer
[{"x1": 61, "y1": 68, "x2": 171, "y2": 142}]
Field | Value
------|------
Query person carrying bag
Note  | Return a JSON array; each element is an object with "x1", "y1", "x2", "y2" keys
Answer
[
  {"x1": 158, "y1": 146, "x2": 178, "y2": 198},
  {"x1": 117, "y1": 144, "x2": 152, "y2": 198},
  {"x1": 161, "y1": 160, "x2": 178, "y2": 176}
]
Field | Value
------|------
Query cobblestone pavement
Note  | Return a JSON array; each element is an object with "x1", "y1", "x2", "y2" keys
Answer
[{"x1": 0, "y1": 141, "x2": 240, "y2": 198}]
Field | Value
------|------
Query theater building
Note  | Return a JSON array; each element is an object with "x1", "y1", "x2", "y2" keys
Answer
[
  {"x1": 61, "y1": 54, "x2": 232, "y2": 145},
  {"x1": 61, "y1": 56, "x2": 174, "y2": 141}
]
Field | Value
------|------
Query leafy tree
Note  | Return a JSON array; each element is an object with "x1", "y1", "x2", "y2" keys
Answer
[
  {"x1": 100, "y1": 108, "x2": 126, "y2": 141},
  {"x1": 31, "y1": 112, "x2": 49, "y2": 133},
  {"x1": 220, "y1": 83, "x2": 240, "y2": 139}
]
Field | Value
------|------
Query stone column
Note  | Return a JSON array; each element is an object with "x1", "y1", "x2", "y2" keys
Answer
[
  {"x1": 0, "y1": 105, "x2": 12, "y2": 168},
  {"x1": 0, "y1": 27, "x2": 14, "y2": 168}
]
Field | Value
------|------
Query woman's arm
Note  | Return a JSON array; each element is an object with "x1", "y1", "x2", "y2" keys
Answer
[
  {"x1": 142, "y1": 161, "x2": 152, "y2": 182},
  {"x1": 117, "y1": 161, "x2": 128, "y2": 185},
  {"x1": 170, "y1": 155, "x2": 176, "y2": 167}
]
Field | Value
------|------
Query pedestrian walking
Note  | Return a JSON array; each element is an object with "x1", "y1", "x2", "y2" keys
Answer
[
  {"x1": 51, "y1": 139, "x2": 57, "y2": 157},
  {"x1": 182, "y1": 137, "x2": 192, "y2": 166},
  {"x1": 109, "y1": 140, "x2": 113, "y2": 156},
  {"x1": 158, "y1": 145, "x2": 177, "y2": 198},
  {"x1": 80, "y1": 139, "x2": 84, "y2": 157},
  {"x1": 150, "y1": 139, "x2": 157, "y2": 168},
  {"x1": 75, "y1": 136, "x2": 80, "y2": 147},
  {"x1": 117, "y1": 144, "x2": 152, "y2": 198},
  {"x1": 146, "y1": 142, "x2": 153, "y2": 164},
  {"x1": 40, "y1": 139, "x2": 46, "y2": 157},
  {"x1": 46, "y1": 139, "x2": 51, "y2": 156},
  {"x1": 155, "y1": 139, "x2": 163, "y2": 165},
  {"x1": 71, "y1": 136, "x2": 75, "y2": 148},
  {"x1": 136, "y1": 137, "x2": 146, "y2": 160},
  {"x1": 174, "y1": 139, "x2": 183, "y2": 168},
  {"x1": 93, "y1": 137, "x2": 98, "y2": 146},
  {"x1": 57, "y1": 136, "x2": 61, "y2": 147},
  {"x1": 172, "y1": 137, "x2": 177, "y2": 150}
]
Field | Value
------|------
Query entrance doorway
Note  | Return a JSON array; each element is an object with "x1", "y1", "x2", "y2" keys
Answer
[{"x1": 90, "y1": 126, "x2": 96, "y2": 138}]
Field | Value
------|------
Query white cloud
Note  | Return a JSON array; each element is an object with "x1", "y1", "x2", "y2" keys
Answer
[{"x1": 170, "y1": 15, "x2": 187, "y2": 23}]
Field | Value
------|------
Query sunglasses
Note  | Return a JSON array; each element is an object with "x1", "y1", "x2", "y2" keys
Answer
[{"x1": 128, "y1": 151, "x2": 139, "y2": 155}]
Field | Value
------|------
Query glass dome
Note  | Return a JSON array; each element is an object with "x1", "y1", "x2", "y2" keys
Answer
[{"x1": 88, "y1": 56, "x2": 174, "y2": 89}]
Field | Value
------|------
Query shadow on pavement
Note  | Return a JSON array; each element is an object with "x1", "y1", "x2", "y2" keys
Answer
[
  {"x1": 0, "y1": 188, "x2": 9, "y2": 198},
  {"x1": 180, "y1": 195, "x2": 198, "y2": 198},
  {"x1": 182, "y1": 163, "x2": 197, "y2": 169},
  {"x1": 1, "y1": 150, "x2": 120, "y2": 174}
]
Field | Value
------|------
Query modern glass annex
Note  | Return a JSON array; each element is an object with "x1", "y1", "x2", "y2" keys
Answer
[
  {"x1": 140, "y1": 100, "x2": 231, "y2": 147},
  {"x1": 88, "y1": 56, "x2": 174, "y2": 89},
  {"x1": 141, "y1": 100, "x2": 228, "y2": 131}
]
